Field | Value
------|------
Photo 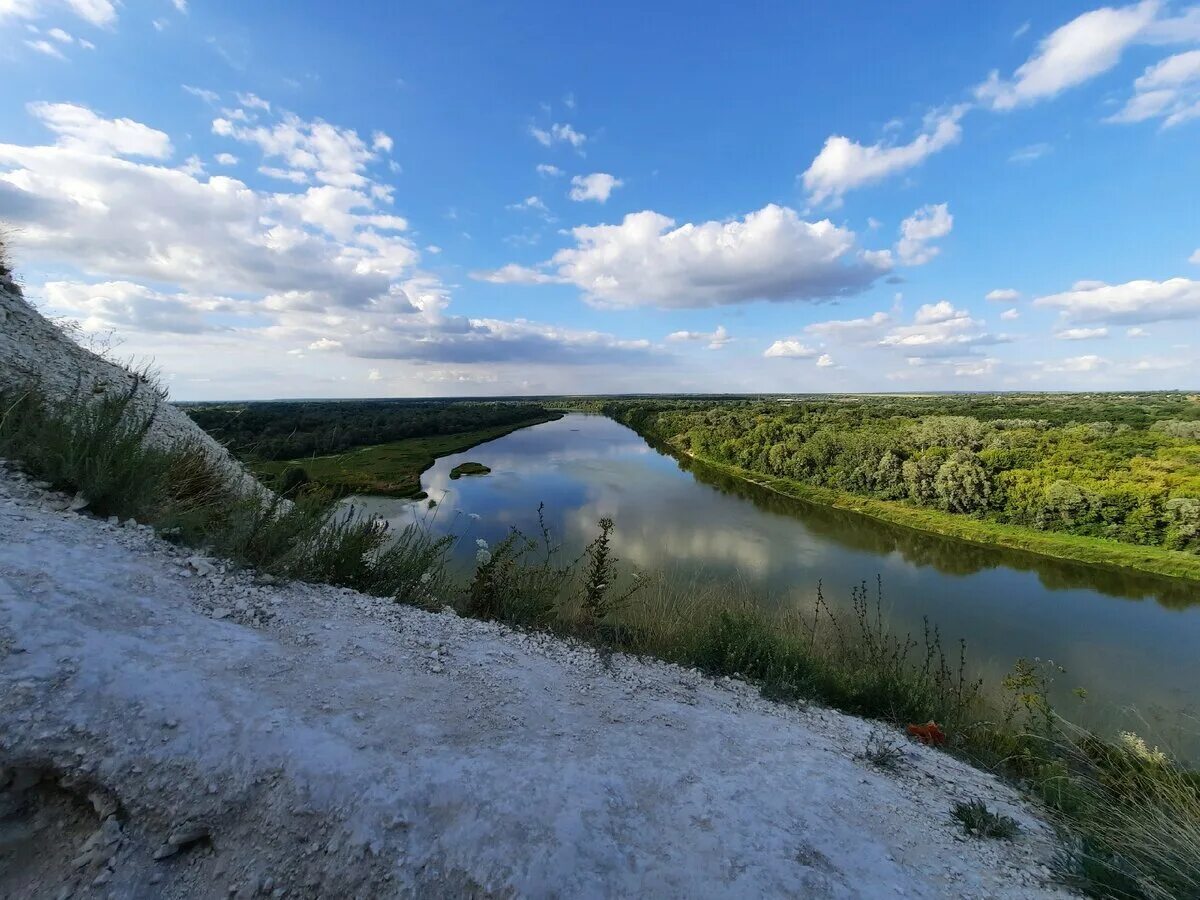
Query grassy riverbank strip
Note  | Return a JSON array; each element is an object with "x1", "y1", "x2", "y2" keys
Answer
[
  {"x1": 622, "y1": 434, "x2": 1200, "y2": 583},
  {"x1": 255, "y1": 412, "x2": 561, "y2": 498}
]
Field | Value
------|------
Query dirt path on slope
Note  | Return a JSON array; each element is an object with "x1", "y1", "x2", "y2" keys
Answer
[{"x1": 0, "y1": 465, "x2": 1073, "y2": 899}]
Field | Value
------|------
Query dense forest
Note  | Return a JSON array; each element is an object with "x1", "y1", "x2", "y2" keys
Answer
[
  {"x1": 185, "y1": 399, "x2": 560, "y2": 461},
  {"x1": 597, "y1": 394, "x2": 1200, "y2": 555}
]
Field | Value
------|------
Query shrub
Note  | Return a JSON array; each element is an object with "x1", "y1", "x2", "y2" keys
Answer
[
  {"x1": 0, "y1": 386, "x2": 452, "y2": 606},
  {"x1": 461, "y1": 506, "x2": 567, "y2": 626},
  {"x1": 952, "y1": 800, "x2": 1020, "y2": 839},
  {"x1": 577, "y1": 516, "x2": 640, "y2": 630}
]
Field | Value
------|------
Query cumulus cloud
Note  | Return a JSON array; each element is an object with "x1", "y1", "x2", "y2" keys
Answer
[
  {"x1": 536, "y1": 163, "x2": 563, "y2": 177},
  {"x1": 763, "y1": 339, "x2": 818, "y2": 359},
  {"x1": 1034, "y1": 277, "x2": 1200, "y2": 324},
  {"x1": 804, "y1": 310, "x2": 892, "y2": 341},
  {"x1": 879, "y1": 302, "x2": 1007, "y2": 358},
  {"x1": 27, "y1": 102, "x2": 172, "y2": 158},
  {"x1": 345, "y1": 318, "x2": 657, "y2": 366},
  {"x1": 476, "y1": 204, "x2": 889, "y2": 309},
  {"x1": 895, "y1": 203, "x2": 952, "y2": 265},
  {"x1": 1, "y1": 103, "x2": 416, "y2": 313},
  {"x1": 42, "y1": 280, "x2": 231, "y2": 333},
  {"x1": 1001, "y1": 308, "x2": 1020, "y2": 320},
  {"x1": 1108, "y1": 49, "x2": 1200, "y2": 126},
  {"x1": 3, "y1": 101, "x2": 661, "y2": 384},
  {"x1": 1056, "y1": 326, "x2": 1110, "y2": 340},
  {"x1": 986, "y1": 288, "x2": 1021, "y2": 302},
  {"x1": 568, "y1": 172, "x2": 622, "y2": 203},
  {"x1": 666, "y1": 325, "x2": 731, "y2": 350},
  {"x1": 212, "y1": 103, "x2": 385, "y2": 188},
  {"x1": 816, "y1": 353, "x2": 835, "y2": 367},
  {"x1": 975, "y1": 1, "x2": 1159, "y2": 110},
  {"x1": 801, "y1": 106, "x2": 966, "y2": 206}
]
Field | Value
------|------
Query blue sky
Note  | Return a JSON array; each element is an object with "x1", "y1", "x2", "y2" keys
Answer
[{"x1": 1, "y1": 0, "x2": 1198, "y2": 398}]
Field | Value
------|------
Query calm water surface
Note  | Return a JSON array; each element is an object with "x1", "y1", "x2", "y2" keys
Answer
[{"x1": 353, "y1": 413, "x2": 1200, "y2": 756}]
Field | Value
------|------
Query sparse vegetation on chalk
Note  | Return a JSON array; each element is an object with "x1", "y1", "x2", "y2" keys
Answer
[{"x1": 953, "y1": 800, "x2": 1021, "y2": 840}]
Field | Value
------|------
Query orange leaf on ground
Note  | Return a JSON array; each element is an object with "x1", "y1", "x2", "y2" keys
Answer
[{"x1": 906, "y1": 721, "x2": 946, "y2": 745}]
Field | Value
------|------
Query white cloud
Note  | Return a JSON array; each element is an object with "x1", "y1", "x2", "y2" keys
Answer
[
  {"x1": 986, "y1": 288, "x2": 1021, "y2": 302},
  {"x1": 237, "y1": 92, "x2": 271, "y2": 112},
  {"x1": 804, "y1": 310, "x2": 891, "y2": 340},
  {"x1": 1034, "y1": 277, "x2": 1200, "y2": 324},
  {"x1": 1109, "y1": 49, "x2": 1200, "y2": 126},
  {"x1": 1191, "y1": 248, "x2": 1200, "y2": 264},
  {"x1": 366, "y1": 367, "x2": 382, "y2": 381},
  {"x1": 666, "y1": 325, "x2": 731, "y2": 350},
  {"x1": 371, "y1": 131, "x2": 393, "y2": 152},
  {"x1": 975, "y1": 1, "x2": 1159, "y2": 110},
  {"x1": 1, "y1": 104, "x2": 419, "y2": 309},
  {"x1": 879, "y1": 302, "x2": 1006, "y2": 358},
  {"x1": 568, "y1": 172, "x2": 622, "y2": 203},
  {"x1": 42, "y1": 280, "x2": 229, "y2": 333},
  {"x1": 47, "y1": 26, "x2": 72, "y2": 42},
  {"x1": 507, "y1": 195, "x2": 550, "y2": 216},
  {"x1": 529, "y1": 122, "x2": 587, "y2": 149},
  {"x1": 3, "y1": 102, "x2": 660, "y2": 386},
  {"x1": 1, "y1": 0, "x2": 114, "y2": 24},
  {"x1": 1056, "y1": 326, "x2": 1109, "y2": 340},
  {"x1": 801, "y1": 106, "x2": 966, "y2": 206},
  {"x1": 1127, "y1": 326, "x2": 1150, "y2": 336},
  {"x1": 476, "y1": 204, "x2": 888, "y2": 309},
  {"x1": 764, "y1": 339, "x2": 818, "y2": 359},
  {"x1": 212, "y1": 104, "x2": 383, "y2": 188},
  {"x1": 816, "y1": 353, "x2": 835, "y2": 367},
  {"x1": 172, "y1": 0, "x2": 188, "y2": 11},
  {"x1": 214, "y1": 152, "x2": 238, "y2": 166},
  {"x1": 24, "y1": 38, "x2": 64, "y2": 57},
  {"x1": 472, "y1": 263, "x2": 560, "y2": 285},
  {"x1": 1009, "y1": 142, "x2": 1052, "y2": 163},
  {"x1": 536, "y1": 163, "x2": 563, "y2": 177},
  {"x1": 895, "y1": 202, "x2": 952, "y2": 265},
  {"x1": 1043, "y1": 354, "x2": 1109, "y2": 373},
  {"x1": 27, "y1": 101, "x2": 172, "y2": 158},
  {"x1": 183, "y1": 85, "x2": 220, "y2": 105},
  {"x1": 1001, "y1": 307, "x2": 1020, "y2": 320}
]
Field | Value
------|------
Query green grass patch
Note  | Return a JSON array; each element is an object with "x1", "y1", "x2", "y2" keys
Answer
[
  {"x1": 449, "y1": 461, "x2": 491, "y2": 479},
  {"x1": 255, "y1": 414, "x2": 558, "y2": 498}
]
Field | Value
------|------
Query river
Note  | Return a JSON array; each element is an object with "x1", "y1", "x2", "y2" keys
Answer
[{"x1": 352, "y1": 412, "x2": 1200, "y2": 758}]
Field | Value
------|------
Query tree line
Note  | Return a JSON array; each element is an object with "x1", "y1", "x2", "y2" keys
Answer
[
  {"x1": 186, "y1": 399, "x2": 559, "y2": 461},
  {"x1": 598, "y1": 394, "x2": 1200, "y2": 554}
]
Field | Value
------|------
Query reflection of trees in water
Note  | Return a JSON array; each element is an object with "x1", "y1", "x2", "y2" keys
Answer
[{"x1": 670, "y1": 450, "x2": 1199, "y2": 611}]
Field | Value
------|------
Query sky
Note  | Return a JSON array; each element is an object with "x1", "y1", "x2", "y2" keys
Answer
[{"x1": 0, "y1": 1, "x2": 1198, "y2": 400}]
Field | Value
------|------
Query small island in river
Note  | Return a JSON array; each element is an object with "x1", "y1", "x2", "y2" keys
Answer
[{"x1": 450, "y1": 461, "x2": 491, "y2": 479}]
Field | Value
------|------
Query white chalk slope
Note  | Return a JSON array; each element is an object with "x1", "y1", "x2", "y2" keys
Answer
[
  {"x1": 0, "y1": 278, "x2": 257, "y2": 495},
  {"x1": 0, "y1": 465, "x2": 1073, "y2": 899}
]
